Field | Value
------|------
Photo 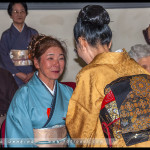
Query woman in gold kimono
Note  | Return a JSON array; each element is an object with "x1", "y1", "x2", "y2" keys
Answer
[{"x1": 66, "y1": 5, "x2": 150, "y2": 147}]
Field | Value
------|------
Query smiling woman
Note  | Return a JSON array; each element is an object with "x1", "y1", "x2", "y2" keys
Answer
[
  {"x1": 5, "y1": 34, "x2": 75, "y2": 148},
  {"x1": 29, "y1": 35, "x2": 66, "y2": 90}
]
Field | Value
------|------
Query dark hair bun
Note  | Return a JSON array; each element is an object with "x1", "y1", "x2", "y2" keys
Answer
[{"x1": 77, "y1": 5, "x2": 110, "y2": 26}]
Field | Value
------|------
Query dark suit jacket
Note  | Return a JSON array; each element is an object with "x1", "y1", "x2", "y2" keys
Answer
[{"x1": 0, "y1": 68, "x2": 18, "y2": 114}]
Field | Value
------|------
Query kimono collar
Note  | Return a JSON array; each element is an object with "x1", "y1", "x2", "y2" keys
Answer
[
  {"x1": 91, "y1": 48, "x2": 130, "y2": 65},
  {"x1": 35, "y1": 71, "x2": 56, "y2": 95},
  {"x1": 12, "y1": 23, "x2": 25, "y2": 32}
]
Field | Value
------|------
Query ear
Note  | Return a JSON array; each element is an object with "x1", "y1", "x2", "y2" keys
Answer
[
  {"x1": 33, "y1": 58, "x2": 40, "y2": 69},
  {"x1": 108, "y1": 40, "x2": 112, "y2": 49},
  {"x1": 78, "y1": 37, "x2": 88, "y2": 51}
]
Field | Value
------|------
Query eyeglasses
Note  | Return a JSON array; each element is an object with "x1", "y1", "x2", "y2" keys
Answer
[{"x1": 12, "y1": 10, "x2": 26, "y2": 15}]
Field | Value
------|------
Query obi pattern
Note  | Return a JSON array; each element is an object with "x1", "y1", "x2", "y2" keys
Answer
[
  {"x1": 100, "y1": 74, "x2": 150, "y2": 147},
  {"x1": 10, "y1": 49, "x2": 32, "y2": 66}
]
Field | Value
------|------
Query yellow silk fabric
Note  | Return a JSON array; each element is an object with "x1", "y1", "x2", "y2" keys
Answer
[{"x1": 66, "y1": 49, "x2": 150, "y2": 147}]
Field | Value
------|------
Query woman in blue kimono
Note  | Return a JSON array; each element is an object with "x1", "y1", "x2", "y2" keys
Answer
[
  {"x1": 0, "y1": 2, "x2": 38, "y2": 87},
  {"x1": 5, "y1": 34, "x2": 75, "y2": 147}
]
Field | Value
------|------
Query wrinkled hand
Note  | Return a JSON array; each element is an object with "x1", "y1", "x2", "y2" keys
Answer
[
  {"x1": 23, "y1": 72, "x2": 34, "y2": 83},
  {"x1": 15, "y1": 72, "x2": 27, "y2": 83}
]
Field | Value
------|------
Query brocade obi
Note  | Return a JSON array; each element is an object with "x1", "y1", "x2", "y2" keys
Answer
[
  {"x1": 10, "y1": 49, "x2": 32, "y2": 66},
  {"x1": 33, "y1": 125, "x2": 67, "y2": 147}
]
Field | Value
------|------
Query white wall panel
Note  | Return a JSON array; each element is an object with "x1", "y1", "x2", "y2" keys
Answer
[{"x1": 0, "y1": 7, "x2": 149, "y2": 82}]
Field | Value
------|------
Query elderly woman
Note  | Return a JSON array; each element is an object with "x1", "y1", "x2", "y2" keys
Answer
[
  {"x1": 128, "y1": 44, "x2": 150, "y2": 73},
  {"x1": 0, "y1": 2, "x2": 38, "y2": 87},
  {"x1": 5, "y1": 34, "x2": 75, "y2": 147}
]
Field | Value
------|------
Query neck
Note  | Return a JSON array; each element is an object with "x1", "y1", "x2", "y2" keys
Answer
[
  {"x1": 13, "y1": 23, "x2": 24, "y2": 32},
  {"x1": 38, "y1": 74, "x2": 55, "y2": 91},
  {"x1": 46, "y1": 80, "x2": 55, "y2": 91},
  {"x1": 87, "y1": 44, "x2": 110, "y2": 64}
]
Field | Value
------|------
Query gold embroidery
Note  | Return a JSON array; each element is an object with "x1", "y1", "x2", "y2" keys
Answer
[
  {"x1": 105, "y1": 101, "x2": 119, "y2": 121},
  {"x1": 102, "y1": 74, "x2": 150, "y2": 146},
  {"x1": 119, "y1": 75, "x2": 150, "y2": 134},
  {"x1": 104, "y1": 87, "x2": 111, "y2": 95},
  {"x1": 112, "y1": 120, "x2": 122, "y2": 139},
  {"x1": 130, "y1": 76, "x2": 150, "y2": 97}
]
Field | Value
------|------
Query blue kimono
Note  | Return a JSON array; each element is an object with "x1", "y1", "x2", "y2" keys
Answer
[
  {"x1": 0, "y1": 23, "x2": 38, "y2": 86},
  {"x1": 5, "y1": 72, "x2": 75, "y2": 147}
]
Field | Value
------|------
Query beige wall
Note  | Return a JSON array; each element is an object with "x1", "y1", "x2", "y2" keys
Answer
[{"x1": 0, "y1": 8, "x2": 149, "y2": 82}]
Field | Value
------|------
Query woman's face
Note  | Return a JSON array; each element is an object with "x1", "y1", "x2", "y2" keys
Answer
[
  {"x1": 34, "y1": 46, "x2": 65, "y2": 84},
  {"x1": 10, "y1": 3, "x2": 27, "y2": 25},
  {"x1": 138, "y1": 55, "x2": 150, "y2": 73}
]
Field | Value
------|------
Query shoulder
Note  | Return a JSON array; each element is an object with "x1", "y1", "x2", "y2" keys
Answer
[
  {"x1": 29, "y1": 27, "x2": 38, "y2": 34},
  {"x1": 10, "y1": 84, "x2": 30, "y2": 107},
  {"x1": 76, "y1": 64, "x2": 110, "y2": 92},
  {"x1": 77, "y1": 63, "x2": 105, "y2": 80},
  {"x1": 25, "y1": 24, "x2": 38, "y2": 34},
  {"x1": 7, "y1": 84, "x2": 30, "y2": 117},
  {"x1": 15, "y1": 84, "x2": 29, "y2": 98},
  {"x1": 1, "y1": 28, "x2": 11, "y2": 38}
]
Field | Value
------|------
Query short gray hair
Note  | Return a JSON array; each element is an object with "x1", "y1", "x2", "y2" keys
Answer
[{"x1": 128, "y1": 44, "x2": 150, "y2": 62}]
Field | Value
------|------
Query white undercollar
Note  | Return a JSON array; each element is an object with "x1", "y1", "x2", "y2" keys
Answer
[
  {"x1": 115, "y1": 49, "x2": 123, "y2": 52},
  {"x1": 13, "y1": 23, "x2": 25, "y2": 32},
  {"x1": 36, "y1": 72, "x2": 55, "y2": 95}
]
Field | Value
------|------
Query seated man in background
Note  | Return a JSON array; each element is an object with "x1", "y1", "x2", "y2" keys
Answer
[{"x1": 128, "y1": 44, "x2": 150, "y2": 73}]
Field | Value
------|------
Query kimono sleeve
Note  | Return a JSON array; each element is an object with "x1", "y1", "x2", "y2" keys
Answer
[
  {"x1": 4, "y1": 88, "x2": 36, "y2": 147},
  {"x1": 0, "y1": 32, "x2": 19, "y2": 74},
  {"x1": 66, "y1": 71, "x2": 107, "y2": 147}
]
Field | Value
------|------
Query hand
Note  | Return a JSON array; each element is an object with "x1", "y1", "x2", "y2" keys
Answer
[
  {"x1": 23, "y1": 72, "x2": 34, "y2": 83},
  {"x1": 15, "y1": 72, "x2": 27, "y2": 83}
]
